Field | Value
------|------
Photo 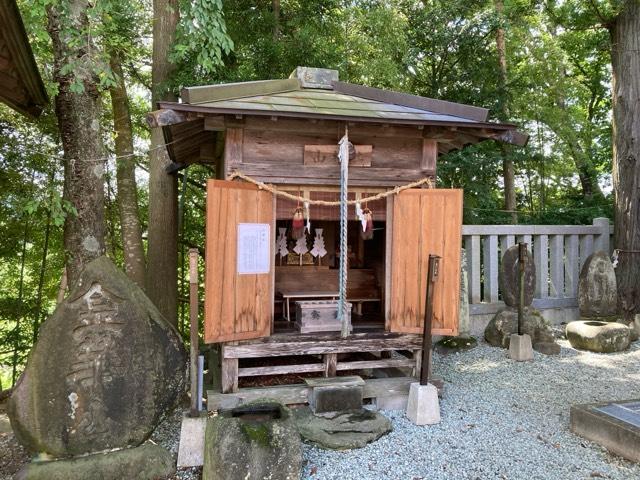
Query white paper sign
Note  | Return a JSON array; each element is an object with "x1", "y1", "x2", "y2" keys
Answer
[{"x1": 237, "y1": 223, "x2": 271, "y2": 274}]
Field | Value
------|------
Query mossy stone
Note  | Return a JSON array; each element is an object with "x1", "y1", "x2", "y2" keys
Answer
[{"x1": 203, "y1": 400, "x2": 301, "y2": 480}]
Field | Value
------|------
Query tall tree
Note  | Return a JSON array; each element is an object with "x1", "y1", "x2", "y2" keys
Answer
[
  {"x1": 147, "y1": 0, "x2": 180, "y2": 325},
  {"x1": 46, "y1": 1, "x2": 106, "y2": 285},
  {"x1": 610, "y1": 0, "x2": 640, "y2": 322},
  {"x1": 109, "y1": 52, "x2": 146, "y2": 288},
  {"x1": 495, "y1": 0, "x2": 517, "y2": 223}
]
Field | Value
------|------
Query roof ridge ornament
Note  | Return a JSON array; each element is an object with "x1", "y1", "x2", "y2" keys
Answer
[{"x1": 290, "y1": 67, "x2": 338, "y2": 90}]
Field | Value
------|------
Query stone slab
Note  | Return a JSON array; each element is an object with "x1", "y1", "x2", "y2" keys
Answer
[
  {"x1": 375, "y1": 393, "x2": 408, "y2": 411},
  {"x1": 500, "y1": 245, "x2": 535, "y2": 308},
  {"x1": 578, "y1": 251, "x2": 617, "y2": 317},
  {"x1": 177, "y1": 414, "x2": 207, "y2": 467},
  {"x1": 406, "y1": 382, "x2": 440, "y2": 426},
  {"x1": 571, "y1": 400, "x2": 640, "y2": 463},
  {"x1": 310, "y1": 385, "x2": 363, "y2": 413},
  {"x1": 15, "y1": 443, "x2": 174, "y2": 480},
  {"x1": 305, "y1": 376, "x2": 365, "y2": 388},
  {"x1": 294, "y1": 407, "x2": 391, "y2": 450},
  {"x1": 509, "y1": 333, "x2": 533, "y2": 361}
]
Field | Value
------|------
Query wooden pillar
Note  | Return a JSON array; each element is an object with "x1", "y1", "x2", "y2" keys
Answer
[
  {"x1": 421, "y1": 139, "x2": 438, "y2": 178},
  {"x1": 221, "y1": 357, "x2": 238, "y2": 393},
  {"x1": 324, "y1": 353, "x2": 337, "y2": 377}
]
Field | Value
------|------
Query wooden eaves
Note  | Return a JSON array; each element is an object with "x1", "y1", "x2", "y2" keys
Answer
[
  {"x1": 0, "y1": 0, "x2": 48, "y2": 118},
  {"x1": 147, "y1": 75, "x2": 529, "y2": 168}
]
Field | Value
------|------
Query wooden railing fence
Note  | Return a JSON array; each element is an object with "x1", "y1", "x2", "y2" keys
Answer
[{"x1": 462, "y1": 218, "x2": 611, "y2": 315}]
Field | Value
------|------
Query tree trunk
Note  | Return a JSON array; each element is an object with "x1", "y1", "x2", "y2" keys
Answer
[
  {"x1": 273, "y1": 0, "x2": 280, "y2": 39},
  {"x1": 495, "y1": 0, "x2": 517, "y2": 223},
  {"x1": 147, "y1": 0, "x2": 179, "y2": 326},
  {"x1": 109, "y1": 52, "x2": 146, "y2": 288},
  {"x1": 610, "y1": 0, "x2": 640, "y2": 322},
  {"x1": 47, "y1": 2, "x2": 106, "y2": 285}
]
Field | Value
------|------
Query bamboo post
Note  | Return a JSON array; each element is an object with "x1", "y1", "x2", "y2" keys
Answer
[
  {"x1": 189, "y1": 248, "x2": 200, "y2": 417},
  {"x1": 420, "y1": 255, "x2": 440, "y2": 386}
]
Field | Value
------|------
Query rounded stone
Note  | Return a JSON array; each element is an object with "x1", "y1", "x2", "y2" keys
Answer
[
  {"x1": 499, "y1": 245, "x2": 535, "y2": 308},
  {"x1": 484, "y1": 306, "x2": 556, "y2": 349},
  {"x1": 8, "y1": 257, "x2": 187, "y2": 457},
  {"x1": 566, "y1": 320, "x2": 630, "y2": 353},
  {"x1": 578, "y1": 251, "x2": 617, "y2": 317},
  {"x1": 293, "y1": 408, "x2": 392, "y2": 450}
]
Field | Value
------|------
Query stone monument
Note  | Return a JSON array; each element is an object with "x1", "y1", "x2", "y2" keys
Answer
[
  {"x1": 485, "y1": 244, "x2": 559, "y2": 355},
  {"x1": 566, "y1": 251, "x2": 631, "y2": 352},
  {"x1": 9, "y1": 257, "x2": 187, "y2": 479}
]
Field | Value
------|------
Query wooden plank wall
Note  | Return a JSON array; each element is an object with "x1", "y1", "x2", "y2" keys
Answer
[{"x1": 217, "y1": 117, "x2": 436, "y2": 187}]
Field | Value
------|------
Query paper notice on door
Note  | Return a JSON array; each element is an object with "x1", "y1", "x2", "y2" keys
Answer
[{"x1": 237, "y1": 223, "x2": 271, "y2": 274}]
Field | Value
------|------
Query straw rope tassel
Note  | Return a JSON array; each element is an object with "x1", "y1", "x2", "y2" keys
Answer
[{"x1": 338, "y1": 128, "x2": 350, "y2": 338}]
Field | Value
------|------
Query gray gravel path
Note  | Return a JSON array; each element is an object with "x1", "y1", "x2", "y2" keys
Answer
[{"x1": 303, "y1": 339, "x2": 640, "y2": 480}]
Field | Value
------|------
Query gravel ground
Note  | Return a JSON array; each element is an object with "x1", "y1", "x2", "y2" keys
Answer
[
  {"x1": 3, "y1": 337, "x2": 640, "y2": 480},
  {"x1": 303, "y1": 338, "x2": 640, "y2": 480}
]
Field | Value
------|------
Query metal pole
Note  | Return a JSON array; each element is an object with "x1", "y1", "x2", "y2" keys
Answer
[
  {"x1": 197, "y1": 355, "x2": 204, "y2": 412},
  {"x1": 189, "y1": 248, "x2": 200, "y2": 417},
  {"x1": 518, "y1": 242, "x2": 526, "y2": 336},
  {"x1": 420, "y1": 255, "x2": 440, "y2": 386}
]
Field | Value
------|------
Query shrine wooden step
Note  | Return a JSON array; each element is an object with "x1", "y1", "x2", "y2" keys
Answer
[{"x1": 208, "y1": 376, "x2": 417, "y2": 411}]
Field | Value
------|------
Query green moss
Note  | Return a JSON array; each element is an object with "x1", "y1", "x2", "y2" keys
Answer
[
  {"x1": 240, "y1": 422, "x2": 272, "y2": 447},
  {"x1": 436, "y1": 336, "x2": 478, "y2": 351}
]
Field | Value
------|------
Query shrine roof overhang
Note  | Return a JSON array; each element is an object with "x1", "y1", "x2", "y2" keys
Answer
[
  {"x1": 0, "y1": 0, "x2": 48, "y2": 118},
  {"x1": 148, "y1": 67, "x2": 529, "y2": 167}
]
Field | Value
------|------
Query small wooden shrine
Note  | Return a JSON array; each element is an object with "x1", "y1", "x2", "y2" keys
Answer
[{"x1": 149, "y1": 67, "x2": 527, "y2": 405}]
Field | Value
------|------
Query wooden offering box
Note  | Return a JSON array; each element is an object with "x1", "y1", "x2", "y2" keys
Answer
[{"x1": 295, "y1": 300, "x2": 352, "y2": 334}]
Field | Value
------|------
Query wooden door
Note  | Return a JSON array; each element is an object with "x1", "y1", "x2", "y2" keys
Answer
[
  {"x1": 388, "y1": 189, "x2": 463, "y2": 336},
  {"x1": 204, "y1": 180, "x2": 275, "y2": 343}
]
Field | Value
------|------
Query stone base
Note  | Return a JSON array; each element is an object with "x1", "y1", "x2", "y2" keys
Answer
[
  {"x1": 509, "y1": 333, "x2": 533, "y2": 361},
  {"x1": 306, "y1": 376, "x2": 364, "y2": 413},
  {"x1": 571, "y1": 400, "x2": 640, "y2": 463},
  {"x1": 294, "y1": 407, "x2": 392, "y2": 450},
  {"x1": 177, "y1": 413, "x2": 207, "y2": 467},
  {"x1": 15, "y1": 444, "x2": 174, "y2": 480},
  {"x1": 406, "y1": 382, "x2": 440, "y2": 426}
]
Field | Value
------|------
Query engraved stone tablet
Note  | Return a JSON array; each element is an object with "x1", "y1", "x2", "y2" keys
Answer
[
  {"x1": 8, "y1": 257, "x2": 186, "y2": 457},
  {"x1": 578, "y1": 251, "x2": 617, "y2": 317},
  {"x1": 499, "y1": 245, "x2": 535, "y2": 308}
]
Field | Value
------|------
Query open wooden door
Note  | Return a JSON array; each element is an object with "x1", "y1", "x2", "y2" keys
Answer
[
  {"x1": 204, "y1": 180, "x2": 275, "y2": 343},
  {"x1": 388, "y1": 189, "x2": 463, "y2": 336}
]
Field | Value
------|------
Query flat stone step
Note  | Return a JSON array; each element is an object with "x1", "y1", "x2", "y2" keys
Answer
[{"x1": 304, "y1": 376, "x2": 365, "y2": 388}]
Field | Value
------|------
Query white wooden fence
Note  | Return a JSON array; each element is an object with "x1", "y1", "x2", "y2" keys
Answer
[{"x1": 462, "y1": 218, "x2": 611, "y2": 315}]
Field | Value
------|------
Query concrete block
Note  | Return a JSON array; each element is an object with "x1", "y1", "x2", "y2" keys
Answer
[
  {"x1": 177, "y1": 414, "x2": 207, "y2": 467},
  {"x1": 571, "y1": 401, "x2": 640, "y2": 463},
  {"x1": 406, "y1": 382, "x2": 440, "y2": 426},
  {"x1": 310, "y1": 385, "x2": 363, "y2": 413},
  {"x1": 375, "y1": 393, "x2": 408, "y2": 411},
  {"x1": 509, "y1": 333, "x2": 533, "y2": 361}
]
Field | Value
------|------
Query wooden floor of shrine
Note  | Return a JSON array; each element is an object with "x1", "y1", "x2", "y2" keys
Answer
[{"x1": 207, "y1": 312, "x2": 430, "y2": 411}]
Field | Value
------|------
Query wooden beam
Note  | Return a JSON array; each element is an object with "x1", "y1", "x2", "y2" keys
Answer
[
  {"x1": 223, "y1": 127, "x2": 244, "y2": 177},
  {"x1": 493, "y1": 129, "x2": 529, "y2": 147},
  {"x1": 238, "y1": 363, "x2": 325, "y2": 377},
  {"x1": 181, "y1": 78, "x2": 300, "y2": 104},
  {"x1": 222, "y1": 333, "x2": 423, "y2": 359},
  {"x1": 146, "y1": 108, "x2": 188, "y2": 128},
  {"x1": 421, "y1": 139, "x2": 437, "y2": 175}
]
